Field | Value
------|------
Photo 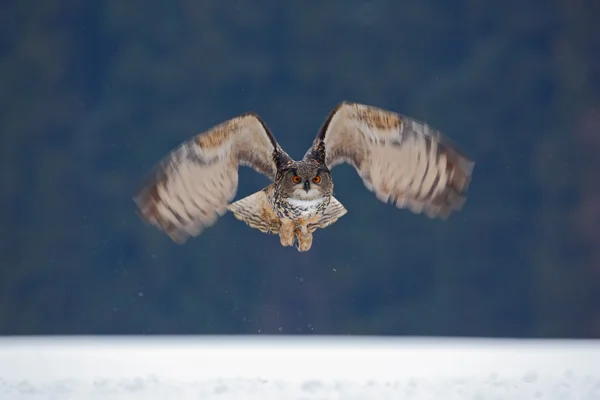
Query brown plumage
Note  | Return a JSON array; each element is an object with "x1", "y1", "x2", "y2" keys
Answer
[{"x1": 134, "y1": 101, "x2": 474, "y2": 251}]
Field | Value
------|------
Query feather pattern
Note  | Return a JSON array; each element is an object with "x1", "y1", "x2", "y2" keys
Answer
[
  {"x1": 228, "y1": 188, "x2": 347, "y2": 234},
  {"x1": 227, "y1": 188, "x2": 282, "y2": 234},
  {"x1": 306, "y1": 102, "x2": 474, "y2": 218},
  {"x1": 135, "y1": 101, "x2": 473, "y2": 250},
  {"x1": 134, "y1": 113, "x2": 290, "y2": 243}
]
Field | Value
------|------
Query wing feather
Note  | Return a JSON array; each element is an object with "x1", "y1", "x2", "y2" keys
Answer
[
  {"x1": 307, "y1": 102, "x2": 474, "y2": 218},
  {"x1": 134, "y1": 113, "x2": 289, "y2": 243},
  {"x1": 227, "y1": 187, "x2": 282, "y2": 234},
  {"x1": 306, "y1": 196, "x2": 348, "y2": 232}
]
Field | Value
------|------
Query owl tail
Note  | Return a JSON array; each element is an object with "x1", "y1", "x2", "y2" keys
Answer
[{"x1": 227, "y1": 188, "x2": 348, "y2": 234}]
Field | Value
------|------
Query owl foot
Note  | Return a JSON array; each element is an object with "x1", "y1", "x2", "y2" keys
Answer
[
  {"x1": 294, "y1": 227, "x2": 313, "y2": 252},
  {"x1": 279, "y1": 218, "x2": 295, "y2": 247}
]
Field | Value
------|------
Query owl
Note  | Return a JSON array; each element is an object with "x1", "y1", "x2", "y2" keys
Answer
[{"x1": 134, "y1": 101, "x2": 474, "y2": 251}]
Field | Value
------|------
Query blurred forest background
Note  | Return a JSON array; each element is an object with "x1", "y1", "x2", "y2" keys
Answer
[{"x1": 1, "y1": 0, "x2": 599, "y2": 338}]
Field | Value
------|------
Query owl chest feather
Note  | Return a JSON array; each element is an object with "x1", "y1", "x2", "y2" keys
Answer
[{"x1": 272, "y1": 195, "x2": 329, "y2": 220}]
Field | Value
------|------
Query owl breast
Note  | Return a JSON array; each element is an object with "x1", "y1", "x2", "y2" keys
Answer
[{"x1": 273, "y1": 196, "x2": 330, "y2": 220}]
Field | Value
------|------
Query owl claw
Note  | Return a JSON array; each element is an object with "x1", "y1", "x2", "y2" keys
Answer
[
  {"x1": 294, "y1": 227, "x2": 313, "y2": 252},
  {"x1": 280, "y1": 235, "x2": 294, "y2": 247},
  {"x1": 279, "y1": 218, "x2": 295, "y2": 247}
]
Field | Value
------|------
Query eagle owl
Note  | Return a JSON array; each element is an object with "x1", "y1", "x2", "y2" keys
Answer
[{"x1": 134, "y1": 102, "x2": 474, "y2": 251}]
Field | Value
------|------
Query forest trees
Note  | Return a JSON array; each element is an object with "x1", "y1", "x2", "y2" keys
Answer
[{"x1": 0, "y1": 0, "x2": 598, "y2": 337}]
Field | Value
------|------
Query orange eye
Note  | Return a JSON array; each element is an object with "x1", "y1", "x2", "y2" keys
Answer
[
  {"x1": 312, "y1": 175, "x2": 321, "y2": 184},
  {"x1": 292, "y1": 175, "x2": 302, "y2": 184}
]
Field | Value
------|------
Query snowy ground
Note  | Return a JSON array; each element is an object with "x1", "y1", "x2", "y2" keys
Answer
[{"x1": 1, "y1": 336, "x2": 599, "y2": 399}]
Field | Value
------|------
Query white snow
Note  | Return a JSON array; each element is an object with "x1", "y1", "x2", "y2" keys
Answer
[{"x1": 0, "y1": 335, "x2": 599, "y2": 399}]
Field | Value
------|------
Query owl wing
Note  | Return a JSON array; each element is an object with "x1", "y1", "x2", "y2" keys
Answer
[
  {"x1": 134, "y1": 112, "x2": 290, "y2": 243},
  {"x1": 306, "y1": 102, "x2": 474, "y2": 218},
  {"x1": 227, "y1": 187, "x2": 282, "y2": 235}
]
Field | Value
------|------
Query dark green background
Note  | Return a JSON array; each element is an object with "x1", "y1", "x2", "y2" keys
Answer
[{"x1": 1, "y1": 0, "x2": 598, "y2": 337}]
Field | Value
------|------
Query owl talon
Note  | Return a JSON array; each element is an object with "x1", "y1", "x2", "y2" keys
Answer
[
  {"x1": 294, "y1": 227, "x2": 313, "y2": 252},
  {"x1": 279, "y1": 218, "x2": 295, "y2": 247},
  {"x1": 280, "y1": 235, "x2": 294, "y2": 247}
]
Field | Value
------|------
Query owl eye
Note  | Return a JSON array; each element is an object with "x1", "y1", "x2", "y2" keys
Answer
[
  {"x1": 312, "y1": 175, "x2": 321, "y2": 184},
  {"x1": 292, "y1": 175, "x2": 302, "y2": 184}
]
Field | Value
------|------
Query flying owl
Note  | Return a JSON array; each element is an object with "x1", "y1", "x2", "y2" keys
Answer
[{"x1": 134, "y1": 101, "x2": 474, "y2": 251}]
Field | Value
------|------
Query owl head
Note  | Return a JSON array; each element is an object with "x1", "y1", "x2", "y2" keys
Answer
[{"x1": 277, "y1": 162, "x2": 333, "y2": 200}]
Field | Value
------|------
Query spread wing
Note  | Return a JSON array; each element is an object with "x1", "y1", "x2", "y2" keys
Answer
[
  {"x1": 134, "y1": 112, "x2": 290, "y2": 243},
  {"x1": 305, "y1": 102, "x2": 474, "y2": 218}
]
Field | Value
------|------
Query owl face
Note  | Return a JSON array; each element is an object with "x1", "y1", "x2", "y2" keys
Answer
[{"x1": 278, "y1": 163, "x2": 332, "y2": 200}]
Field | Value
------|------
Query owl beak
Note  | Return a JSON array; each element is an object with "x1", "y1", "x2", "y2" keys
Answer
[{"x1": 304, "y1": 180, "x2": 310, "y2": 192}]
